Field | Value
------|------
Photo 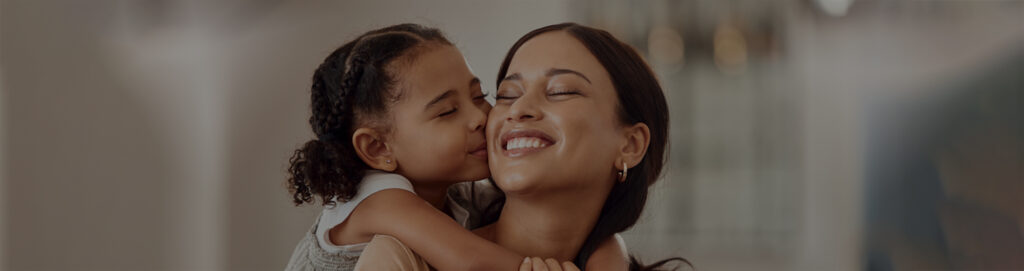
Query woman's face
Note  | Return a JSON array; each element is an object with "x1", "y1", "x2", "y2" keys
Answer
[{"x1": 487, "y1": 31, "x2": 625, "y2": 195}]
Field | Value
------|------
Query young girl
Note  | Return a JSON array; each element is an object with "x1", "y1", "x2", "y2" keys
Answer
[{"x1": 282, "y1": 23, "x2": 552, "y2": 271}]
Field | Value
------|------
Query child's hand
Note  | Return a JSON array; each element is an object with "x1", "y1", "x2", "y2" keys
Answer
[{"x1": 520, "y1": 257, "x2": 580, "y2": 271}]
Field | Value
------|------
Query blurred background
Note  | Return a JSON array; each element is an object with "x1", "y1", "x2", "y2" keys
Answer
[{"x1": 1, "y1": 0, "x2": 1021, "y2": 270}]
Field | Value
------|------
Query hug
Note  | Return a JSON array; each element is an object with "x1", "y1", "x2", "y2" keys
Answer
[{"x1": 284, "y1": 23, "x2": 684, "y2": 271}]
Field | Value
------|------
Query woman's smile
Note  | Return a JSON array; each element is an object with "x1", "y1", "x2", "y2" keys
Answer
[{"x1": 499, "y1": 128, "x2": 557, "y2": 157}]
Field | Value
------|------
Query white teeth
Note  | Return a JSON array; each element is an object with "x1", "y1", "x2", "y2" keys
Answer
[{"x1": 505, "y1": 137, "x2": 549, "y2": 151}]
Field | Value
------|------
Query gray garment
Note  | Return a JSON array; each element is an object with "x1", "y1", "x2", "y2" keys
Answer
[
  {"x1": 283, "y1": 180, "x2": 504, "y2": 271},
  {"x1": 284, "y1": 216, "x2": 362, "y2": 271}
]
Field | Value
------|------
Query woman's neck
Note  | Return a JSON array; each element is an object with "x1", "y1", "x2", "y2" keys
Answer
[{"x1": 479, "y1": 189, "x2": 607, "y2": 261}]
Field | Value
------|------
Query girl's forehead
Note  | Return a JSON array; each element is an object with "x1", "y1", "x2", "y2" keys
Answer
[{"x1": 391, "y1": 46, "x2": 477, "y2": 104}]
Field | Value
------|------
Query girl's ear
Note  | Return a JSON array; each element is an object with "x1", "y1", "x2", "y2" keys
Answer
[
  {"x1": 352, "y1": 127, "x2": 397, "y2": 172},
  {"x1": 615, "y1": 122, "x2": 651, "y2": 174}
]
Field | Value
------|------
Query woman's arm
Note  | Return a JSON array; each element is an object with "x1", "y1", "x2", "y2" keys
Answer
[{"x1": 351, "y1": 189, "x2": 523, "y2": 271}]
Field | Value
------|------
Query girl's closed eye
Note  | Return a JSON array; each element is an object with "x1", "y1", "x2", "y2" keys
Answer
[{"x1": 438, "y1": 107, "x2": 457, "y2": 117}]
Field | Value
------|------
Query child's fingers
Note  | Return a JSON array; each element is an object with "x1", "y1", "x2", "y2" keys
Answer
[
  {"x1": 561, "y1": 261, "x2": 580, "y2": 271},
  {"x1": 520, "y1": 257, "x2": 532, "y2": 271},
  {"x1": 532, "y1": 257, "x2": 549, "y2": 271},
  {"x1": 544, "y1": 258, "x2": 563, "y2": 271}
]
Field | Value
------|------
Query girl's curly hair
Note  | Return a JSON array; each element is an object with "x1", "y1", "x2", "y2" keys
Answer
[{"x1": 287, "y1": 24, "x2": 451, "y2": 206}]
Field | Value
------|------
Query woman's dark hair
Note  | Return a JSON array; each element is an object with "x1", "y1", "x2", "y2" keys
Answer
[
  {"x1": 287, "y1": 23, "x2": 451, "y2": 206},
  {"x1": 497, "y1": 23, "x2": 688, "y2": 270}
]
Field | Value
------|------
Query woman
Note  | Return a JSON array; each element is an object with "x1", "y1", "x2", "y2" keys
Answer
[{"x1": 356, "y1": 23, "x2": 681, "y2": 271}]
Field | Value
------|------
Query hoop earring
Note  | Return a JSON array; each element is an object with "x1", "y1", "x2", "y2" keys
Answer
[{"x1": 617, "y1": 161, "x2": 628, "y2": 182}]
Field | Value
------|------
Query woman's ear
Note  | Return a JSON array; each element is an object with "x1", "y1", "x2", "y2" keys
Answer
[
  {"x1": 352, "y1": 127, "x2": 397, "y2": 172},
  {"x1": 616, "y1": 122, "x2": 651, "y2": 172}
]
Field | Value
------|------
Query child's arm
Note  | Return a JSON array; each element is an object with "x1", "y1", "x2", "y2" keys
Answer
[
  {"x1": 354, "y1": 235, "x2": 431, "y2": 271},
  {"x1": 584, "y1": 234, "x2": 630, "y2": 271},
  {"x1": 351, "y1": 189, "x2": 523, "y2": 271}
]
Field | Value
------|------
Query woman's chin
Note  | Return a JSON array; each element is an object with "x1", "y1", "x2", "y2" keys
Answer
[{"x1": 491, "y1": 173, "x2": 541, "y2": 194}]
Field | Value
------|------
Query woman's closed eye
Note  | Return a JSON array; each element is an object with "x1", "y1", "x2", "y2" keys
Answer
[
  {"x1": 494, "y1": 89, "x2": 581, "y2": 103},
  {"x1": 473, "y1": 92, "x2": 490, "y2": 101},
  {"x1": 548, "y1": 88, "x2": 581, "y2": 96},
  {"x1": 546, "y1": 87, "x2": 584, "y2": 102},
  {"x1": 495, "y1": 94, "x2": 518, "y2": 101},
  {"x1": 495, "y1": 89, "x2": 520, "y2": 102}
]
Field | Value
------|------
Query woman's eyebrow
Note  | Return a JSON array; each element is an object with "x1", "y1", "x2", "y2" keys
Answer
[
  {"x1": 546, "y1": 68, "x2": 591, "y2": 84},
  {"x1": 502, "y1": 73, "x2": 521, "y2": 82},
  {"x1": 501, "y1": 69, "x2": 592, "y2": 84}
]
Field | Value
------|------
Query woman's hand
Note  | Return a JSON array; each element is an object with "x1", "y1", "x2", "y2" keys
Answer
[{"x1": 519, "y1": 257, "x2": 580, "y2": 271}]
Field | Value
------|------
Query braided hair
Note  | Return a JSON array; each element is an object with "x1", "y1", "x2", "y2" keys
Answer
[{"x1": 288, "y1": 24, "x2": 452, "y2": 206}]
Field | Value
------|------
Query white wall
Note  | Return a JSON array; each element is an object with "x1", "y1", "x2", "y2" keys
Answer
[{"x1": 787, "y1": 3, "x2": 1024, "y2": 270}]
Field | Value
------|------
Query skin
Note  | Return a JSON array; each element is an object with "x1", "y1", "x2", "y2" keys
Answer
[
  {"x1": 520, "y1": 257, "x2": 582, "y2": 271},
  {"x1": 379, "y1": 43, "x2": 493, "y2": 208},
  {"x1": 478, "y1": 30, "x2": 650, "y2": 271},
  {"x1": 341, "y1": 40, "x2": 633, "y2": 271},
  {"x1": 338, "y1": 44, "x2": 524, "y2": 271}
]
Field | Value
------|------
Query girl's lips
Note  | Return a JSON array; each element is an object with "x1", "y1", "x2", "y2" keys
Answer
[{"x1": 469, "y1": 144, "x2": 488, "y2": 160}]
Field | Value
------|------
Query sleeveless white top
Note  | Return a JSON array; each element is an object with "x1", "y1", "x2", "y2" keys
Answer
[
  {"x1": 315, "y1": 170, "x2": 415, "y2": 253},
  {"x1": 284, "y1": 173, "x2": 504, "y2": 271}
]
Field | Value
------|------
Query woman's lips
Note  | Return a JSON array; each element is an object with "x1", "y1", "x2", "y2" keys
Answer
[{"x1": 500, "y1": 129, "x2": 556, "y2": 157}]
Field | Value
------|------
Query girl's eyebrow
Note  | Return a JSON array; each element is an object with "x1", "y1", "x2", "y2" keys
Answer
[
  {"x1": 501, "y1": 68, "x2": 591, "y2": 84},
  {"x1": 424, "y1": 77, "x2": 479, "y2": 111},
  {"x1": 424, "y1": 90, "x2": 455, "y2": 111}
]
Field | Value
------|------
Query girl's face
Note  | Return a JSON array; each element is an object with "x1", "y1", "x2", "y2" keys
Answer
[
  {"x1": 487, "y1": 31, "x2": 624, "y2": 195},
  {"x1": 388, "y1": 45, "x2": 492, "y2": 183}
]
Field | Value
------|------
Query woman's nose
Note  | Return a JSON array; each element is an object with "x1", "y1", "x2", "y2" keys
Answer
[{"x1": 506, "y1": 92, "x2": 542, "y2": 122}]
